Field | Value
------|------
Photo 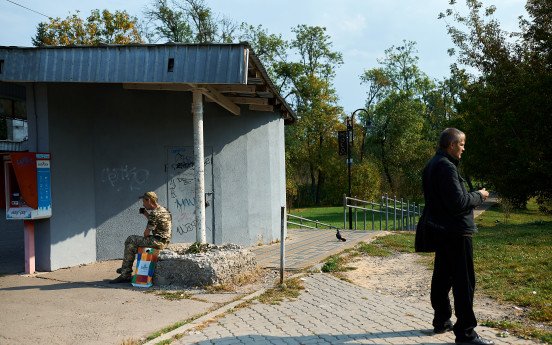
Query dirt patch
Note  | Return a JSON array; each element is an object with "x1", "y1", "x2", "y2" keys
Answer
[{"x1": 341, "y1": 252, "x2": 527, "y2": 325}]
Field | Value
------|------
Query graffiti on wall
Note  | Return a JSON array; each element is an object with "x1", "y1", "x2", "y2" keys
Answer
[
  {"x1": 167, "y1": 147, "x2": 213, "y2": 241},
  {"x1": 101, "y1": 165, "x2": 150, "y2": 192}
]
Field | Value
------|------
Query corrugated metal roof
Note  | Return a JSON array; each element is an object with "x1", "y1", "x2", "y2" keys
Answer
[
  {"x1": 0, "y1": 43, "x2": 295, "y2": 122},
  {"x1": 0, "y1": 44, "x2": 247, "y2": 84}
]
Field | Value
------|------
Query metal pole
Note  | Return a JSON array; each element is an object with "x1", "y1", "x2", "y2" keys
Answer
[
  {"x1": 24, "y1": 220, "x2": 35, "y2": 274},
  {"x1": 414, "y1": 203, "x2": 417, "y2": 229},
  {"x1": 394, "y1": 195, "x2": 397, "y2": 231},
  {"x1": 280, "y1": 206, "x2": 285, "y2": 285},
  {"x1": 354, "y1": 200, "x2": 357, "y2": 230},
  {"x1": 347, "y1": 119, "x2": 353, "y2": 230},
  {"x1": 412, "y1": 203, "x2": 416, "y2": 229},
  {"x1": 407, "y1": 200, "x2": 410, "y2": 230},
  {"x1": 385, "y1": 193, "x2": 389, "y2": 231},
  {"x1": 371, "y1": 203, "x2": 375, "y2": 230},
  {"x1": 379, "y1": 195, "x2": 383, "y2": 230},
  {"x1": 363, "y1": 206, "x2": 366, "y2": 230},
  {"x1": 343, "y1": 194, "x2": 347, "y2": 230},
  {"x1": 401, "y1": 198, "x2": 404, "y2": 230},
  {"x1": 192, "y1": 91, "x2": 206, "y2": 244}
]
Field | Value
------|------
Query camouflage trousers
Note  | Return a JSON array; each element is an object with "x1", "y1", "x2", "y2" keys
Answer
[{"x1": 119, "y1": 235, "x2": 168, "y2": 278}]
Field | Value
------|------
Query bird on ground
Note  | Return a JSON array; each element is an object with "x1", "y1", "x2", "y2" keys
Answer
[{"x1": 336, "y1": 229, "x2": 346, "y2": 242}]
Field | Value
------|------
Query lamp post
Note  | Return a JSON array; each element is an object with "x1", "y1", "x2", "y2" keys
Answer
[{"x1": 347, "y1": 108, "x2": 367, "y2": 230}]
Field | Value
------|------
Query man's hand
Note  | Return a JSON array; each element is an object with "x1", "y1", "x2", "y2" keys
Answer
[
  {"x1": 143, "y1": 228, "x2": 150, "y2": 237},
  {"x1": 478, "y1": 188, "x2": 489, "y2": 200}
]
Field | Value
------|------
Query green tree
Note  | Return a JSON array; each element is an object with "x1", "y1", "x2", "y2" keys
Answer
[
  {"x1": 237, "y1": 23, "x2": 288, "y2": 86},
  {"x1": 145, "y1": 0, "x2": 192, "y2": 42},
  {"x1": 360, "y1": 41, "x2": 434, "y2": 198},
  {"x1": 33, "y1": 9, "x2": 143, "y2": 46},
  {"x1": 279, "y1": 25, "x2": 344, "y2": 206},
  {"x1": 145, "y1": 0, "x2": 237, "y2": 43},
  {"x1": 441, "y1": 0, "x2": 552, "y2": 208}
]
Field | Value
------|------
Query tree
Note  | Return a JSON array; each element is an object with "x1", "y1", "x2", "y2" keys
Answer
[
  {"x1": 360, "y1": 41, "x2": 434, "y2": 198},
  {"x1": 33, "y1": 9, "x2": 143, "y2": 46},
  {"x1": 145, "y1": 0, "x2": 237, "y2": 43},
  {"x1": 237, "y1": 23, "x2": 288, "y2": 86},
  {"x1": 282, "y1": 25, "x2": 344, "y2": 206},
  {"x1": 145, "y1": 0, "x2": 192, "y2": 43},
  {"x1": 441, "y1": 0, "x2": 552, "y2": 208}
]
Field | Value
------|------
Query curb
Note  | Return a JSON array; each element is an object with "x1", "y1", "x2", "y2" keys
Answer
[{"x1": 143, "y1": 288, "x2": 268, "y2": 345}]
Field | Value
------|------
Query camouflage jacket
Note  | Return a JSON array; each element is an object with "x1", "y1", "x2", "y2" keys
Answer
[{"x1": 146, "y1": 206, "x2": 172, "y2": 241}]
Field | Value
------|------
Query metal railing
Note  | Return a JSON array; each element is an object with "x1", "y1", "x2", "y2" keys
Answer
[
  {"x1": 287, "y1": 214, "x2": 339, "y2": 230},
  {"x1": 344, "y1": 193, "x2": 423, "y2": 231}
]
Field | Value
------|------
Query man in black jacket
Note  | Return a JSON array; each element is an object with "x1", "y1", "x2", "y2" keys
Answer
[{"x1": 422, "y1": 128, "x2": 492, "y2": 345}]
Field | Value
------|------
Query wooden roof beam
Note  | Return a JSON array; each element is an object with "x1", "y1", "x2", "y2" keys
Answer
[
  {"x1": 227, "y1": 97, "x2": 268, "y2": 105},
  {"x1": 249, "y1": 104, "x2": 274, "y2": 112},
  {"x1": 192, "y1": 84, "x2": 241, "y2": 116},
  {"x1": 211, "y1": 85, "x2": 256, "y2": 93}
]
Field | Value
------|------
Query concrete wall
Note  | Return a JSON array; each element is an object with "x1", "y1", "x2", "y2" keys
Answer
[
  {"x1": 26, "y1": 83, "x2": 285, "y2": 269},
  {"x1": 0, "y1": 218, "x2": 24, "y2": 273}
]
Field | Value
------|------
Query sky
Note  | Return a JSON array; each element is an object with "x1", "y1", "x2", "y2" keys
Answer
[{"x1": 0, "y1": 0, "x2": 527, "y2": 113}]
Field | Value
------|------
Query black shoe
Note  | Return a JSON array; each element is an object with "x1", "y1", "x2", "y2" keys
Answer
[
  {"x1": 434, "y1": 320, "x2": 454, "y2": 334},
  {"x1": 109, "y1": 275, "x2": 131, "y2": 284},
  {"x1": 455, "y1": 335, "x2": 495, "y2": 345},
  {"x1": 116, "y1": 268, "x2": 122, "y2": 274}
]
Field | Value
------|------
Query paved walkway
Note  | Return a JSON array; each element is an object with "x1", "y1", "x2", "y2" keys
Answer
[
  {"x1": 251, "y1": 229, "x2": 384, "y2": 270},
  {"x1": 171, "y1": 274, "x2": 534, "y2": 345},
  {"x1": 153, "y1": 197, "x2": 537, "y2": 345}
]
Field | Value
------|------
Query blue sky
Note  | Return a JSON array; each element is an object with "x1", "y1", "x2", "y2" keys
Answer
[{"x1": 0, "y1": 0, "x2": 526, "y2": 113}]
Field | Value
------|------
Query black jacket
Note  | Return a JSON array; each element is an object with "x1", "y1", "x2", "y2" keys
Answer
[{"x1": 422, "y1": 149, "x2": 483, "y2": 234}]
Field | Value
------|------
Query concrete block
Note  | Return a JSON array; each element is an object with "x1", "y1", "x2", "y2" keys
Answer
[{"x1": 153, "y1": 243, "x2": 257, "y2": 287}]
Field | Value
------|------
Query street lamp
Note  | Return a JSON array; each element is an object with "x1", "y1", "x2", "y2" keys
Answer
[{"x1": 347, "y1": 108, "x2": 367, "y2": 230}]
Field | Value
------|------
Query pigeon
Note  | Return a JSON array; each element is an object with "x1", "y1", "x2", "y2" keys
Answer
[{"x1": 336, "y1": 229, "x2": 346, "y2": 242}]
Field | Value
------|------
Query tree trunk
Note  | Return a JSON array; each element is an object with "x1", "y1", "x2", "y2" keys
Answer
[
  {"x1": 380, "y1": 140, "x2": 394, "y2": 192},
  {"x1": 315, "y1": 169, "x2": 325, "y2": 205},
  {"x1": 309, "y1": 163, "x2": 316, "y2": 205}
]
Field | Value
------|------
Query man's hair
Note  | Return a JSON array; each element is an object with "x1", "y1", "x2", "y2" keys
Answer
[{"x1": 439, "y1": 128, "x2": 465, "y2": 150}]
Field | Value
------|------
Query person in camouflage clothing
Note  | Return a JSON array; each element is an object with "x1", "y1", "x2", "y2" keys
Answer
[{"x1": 110, "y1": 191, "x2": 172, "y2": 284}]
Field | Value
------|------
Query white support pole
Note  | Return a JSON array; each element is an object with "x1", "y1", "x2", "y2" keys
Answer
[{"x1": 192, "y1": 91, "x2": 207, "y2": 244}]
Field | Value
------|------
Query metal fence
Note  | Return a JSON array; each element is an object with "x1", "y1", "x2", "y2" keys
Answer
[
  {"x1": 344, "y1": 194, "x2": 423, "y2": 231},
  {"x1": 287, "y1": 214, "x2": 339, "y2": 231}
]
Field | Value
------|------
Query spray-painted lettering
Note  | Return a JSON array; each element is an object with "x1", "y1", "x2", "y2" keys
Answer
[{"x1": 101, "y1": 165, "x2": 150, "y2": 192}]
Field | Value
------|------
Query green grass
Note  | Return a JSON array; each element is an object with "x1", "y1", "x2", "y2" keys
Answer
[
  {"x1": 474, "y1": 201, "x2": 552, "y2": 324},
  {"x1": 321, "y1": 254, "x2": 357, "y2": 272},
  {"x1": 257, "y1": 277, "x2": 305, "y2": 305},
  {"x1": 289, "y1": 206, "x2": 419, "y2": 230}
]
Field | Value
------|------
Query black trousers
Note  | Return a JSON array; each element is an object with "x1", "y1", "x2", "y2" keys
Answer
[{"x1": 431, "y1": 233, "x2": 477, "y2": 341}]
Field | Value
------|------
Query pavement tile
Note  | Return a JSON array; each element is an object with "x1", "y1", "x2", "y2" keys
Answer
[{"x1": 172, "y1": 272, "x2": 542, "y2": 345}]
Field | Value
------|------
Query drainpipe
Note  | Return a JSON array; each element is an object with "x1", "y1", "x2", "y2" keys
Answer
[{"x1": 192, "y1": 91, "x2": 207, "y2": 244}]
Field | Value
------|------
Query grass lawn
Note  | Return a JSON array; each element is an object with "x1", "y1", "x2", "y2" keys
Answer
[
  {"x1": 317, "y1": 199, "x2": 552, "y2": 343},
  {"x1": 473, "y1": 201, "x2": 552, "y2": 331}
]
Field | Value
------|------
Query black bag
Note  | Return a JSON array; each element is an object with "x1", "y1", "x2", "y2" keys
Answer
[{"x1": 415, "y1": 208, "x2": 437, "y2": 253}]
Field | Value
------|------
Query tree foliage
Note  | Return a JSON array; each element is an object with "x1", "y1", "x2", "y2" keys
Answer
[
  {"x1": 278, "y1": 25, "x2": 344, "y2": 206},
  {"x1": 360, "y1": 41, "x2": 435, "y2": 199},
  {"x1": 145, "y1": 0, "x2": 237, "y2": 43},
  {"x1": 442, "y1": 0, "x2": 552, "y2": 208},
  {"x1": 33, "y1": 9, "x2": 143, "y2": 46},
  {"x1": 237, "y1": 23, "x2": 288, "y2": 85}
]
